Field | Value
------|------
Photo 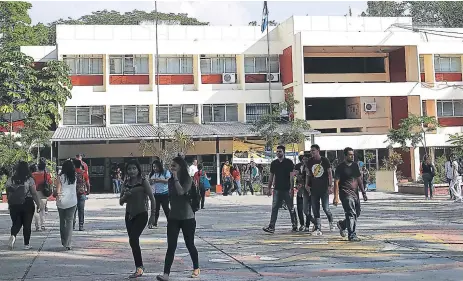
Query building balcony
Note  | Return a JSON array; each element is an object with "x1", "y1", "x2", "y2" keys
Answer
[
  {"x1": 303, "y1": 82, "x2": 418, "y2": 98},
  {"x1": 308, "y1": 118, "x2": 390, "y2": 134}
]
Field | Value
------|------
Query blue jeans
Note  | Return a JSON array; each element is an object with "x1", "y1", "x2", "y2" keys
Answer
[
  {"x1": 311, "y1": 190, "x2": 333, "y2": 230},
  {"x1": 113, "y1": 179, "x2": 121, "y2": 193},
  {"x1": 339, "y1": 196, "x2": 361, "y2": 239},
  {"x1": 422, "y1": 173, "x2": 434, "y2": 198},
  {"x1": 73, "y1": 195, "x2": 86, "y2": 229},
  {"x1": 233, "y1": 180, "x2": 242, "y2": 195}
]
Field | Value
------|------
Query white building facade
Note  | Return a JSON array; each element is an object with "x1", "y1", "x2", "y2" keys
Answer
[{"x1": 21, "y1": 16, "x2": 463, "y2": 191}]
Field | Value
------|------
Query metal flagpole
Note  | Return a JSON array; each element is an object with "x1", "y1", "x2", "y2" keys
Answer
[
  {"x1": 155, "y1": 1, "x2": 161, "y2": 149},
  {"x1": 265, "y1": 2, "x2": 272, "y2": 107}
]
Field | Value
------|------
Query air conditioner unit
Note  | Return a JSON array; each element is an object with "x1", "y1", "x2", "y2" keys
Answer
[
  {"x1": 222, "y1": 73, "x2": 236, "y2": 84},
  {"x1": 364, "y1": 102, "x2": 377, "y2": 112},
  {"x1": 266, "y1": 73, "x2": 279, "y2": 82}
]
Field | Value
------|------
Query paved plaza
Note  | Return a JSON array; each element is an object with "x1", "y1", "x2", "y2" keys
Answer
[{"x1": 1, "y1": 192, "x2": 463, "y2": 281}]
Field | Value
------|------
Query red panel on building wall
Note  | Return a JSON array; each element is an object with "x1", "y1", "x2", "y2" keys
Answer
[
  {"x1": 280, "y1": 46, "x2": 293, "y2": 86},
  {"x1": 395, "y1": 148, "x2": 412, "y2": 179},
  {"x1": 71, "y1": 75, "x2": 104, "y2": 86},
  {"x1": 110, "y1": 75, "x2": 149, "y2": 85},
  {"x1": 201, "y1": 74, "x2": 223, "y2": 84},
  {"x1": 420, "y1": 73, "x2": 425, "y2": 81},
  {"x1": 0, "y1": 121, "x2": 25, "y2": 133},
  {"x1": 391, "y1": 96, "x2": 409, "y2": 129},
  {"x1": 245, "y1": 74, "x2": 267, "y2": 83},
  {"x1": 438, "y1": 117, "x2": 463, "y2": 127},
  {"x1": 155, "y1": 75, "x2": 194, "y2": 85},
  {"x1": 388, "y1": 47, "x2": 406, "y2": 82},
  {"x1": 435, "y1": 73, "x2": 462, "y2": 82}
]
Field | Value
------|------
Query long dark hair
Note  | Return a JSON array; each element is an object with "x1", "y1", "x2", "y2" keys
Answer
[
  {"x1": 149, "y1": 159, "x2": 164, "y2": 178},
  {"x1": 12, "y1": 161, "x2": 32, "y2": 184},
  {"x1": 172, "y1": 156, "x2": 189, "y2": 185},
  {"x1": 60, "y1": 160, "x2": 76, "y2": 184},
  {"x1": 125, "y1": 159, "x2": 142, "y2": 180}
]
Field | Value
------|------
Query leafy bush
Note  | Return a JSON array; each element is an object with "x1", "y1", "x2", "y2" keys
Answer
[
  {"x1": 434, "y1": 155, "x2": 447, "y2": 184},
  {"x1": 0, "y1": 174, "x2": 7, "y2": 195}
]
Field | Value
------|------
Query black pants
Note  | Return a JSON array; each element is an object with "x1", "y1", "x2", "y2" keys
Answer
[
  {"x1": 163, "y1": 218, "x2": 199, "y2": 275},
  {"x1": 154, "y1": 194, "x2": 170, "y2": 226},
  {"x1": 244, "y1": 180, "x2": 254, "y2": 195},
  {"x1": 296, "y1": 196, "x2": 305, "y2": 226},
  {"x1": 223, "y1": 180, "x2": 232, "y2": 196},
  {"x1": 269, "y1": 190, "x2": 297, "y2": 229},
  {"x1": 200, "y1": 189, "x2": 206, "y2": 209},
  {"x1": 339, "y1": 196, "x2": 361, "y2": 239},
  {"x1": 125, "y1": 212, "x2": 148, "y2": 268},
  {"x1": 311, "y1": 190, "x2": 334, "y2": 230},
  {"x1": 9, "y1": 198, "x2": 35, "y2": 245}
]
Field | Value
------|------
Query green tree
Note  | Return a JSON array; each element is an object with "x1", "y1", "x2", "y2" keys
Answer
[
  {"x1": 248, "y1": 21, "x2": 257, "y2": 26},
  {"x1": 0, "y1": 50, "x2": 72, "y2": 171},
  {"x1": 0, "y1": 2, "x2": 50, "y2": 50},
  {"x1": 361, "y1": 1, "x2": 406, "y2": 17},
  {"x1": 385, "y1": 114, "x2": 438, "y2": 155}
]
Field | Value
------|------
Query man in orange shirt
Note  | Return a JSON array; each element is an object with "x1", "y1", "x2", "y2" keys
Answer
[{"x1": 32, "y1": 159, "x2": 52, "y2": 231}]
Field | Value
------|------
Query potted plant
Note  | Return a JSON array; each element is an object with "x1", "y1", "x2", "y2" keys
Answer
[
  {"x1": 0, "y1": 174, "x2": 7, "y2": 203},
  {"x1": 375, "y1": 151, "x2": 403, "y2": 193}
]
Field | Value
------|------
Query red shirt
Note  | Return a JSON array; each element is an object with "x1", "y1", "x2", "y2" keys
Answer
[
  {"x1": 81, "y1": 161, "x2": 89, "y2": 176},
  {"x1": 76, "y1": 168, "x2": 91, "y2": 193},
  {"x1": 32, "y1": 171, "x2": 52, "y2": 190},
  {"x1": 232, "y1": 169, "x2": 241, "y2": 181},
  {"x1": 194, "y1": 170, "x2": 207, "y2": 186}
]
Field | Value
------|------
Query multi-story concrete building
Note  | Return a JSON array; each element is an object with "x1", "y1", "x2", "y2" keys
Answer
[{"x1": 20, "y1": 16, "x2": 463, "y2": 191}]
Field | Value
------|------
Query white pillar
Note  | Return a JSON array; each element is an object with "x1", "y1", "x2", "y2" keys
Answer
[
  {"x1": 414, "y1": 147, "x2": 421, "y2": 180},
  {"x1": 193, "y1": 54, "x2": 202, "y2": 91},
  {"x1": 236, "y1": 54, "x2": 246, "y2": 90}
]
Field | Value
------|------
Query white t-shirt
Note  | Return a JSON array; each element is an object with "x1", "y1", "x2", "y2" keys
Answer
[
  {"x1": 452, "y1": 160, "x2": 460, "y2": 180},
  {"x1": 189, "y1": 165, "x2": 198, "y2": 177},
  {"x1": 56, "y1": 174, "x2": 77, "y2": 209}
]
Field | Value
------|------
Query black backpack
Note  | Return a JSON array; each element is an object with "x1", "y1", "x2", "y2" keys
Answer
[
  {"x1": 38, "y1": 172, "x2": 53, "y2": 197},
  {"x1": 188, "y1": 180, "x2": 201, "y2": 213},
  {"x1": 7, "y1": 181, "x2": 29, "y2": 206}
]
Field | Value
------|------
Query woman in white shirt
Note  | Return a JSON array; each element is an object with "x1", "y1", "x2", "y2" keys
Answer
[{"x1": 55, "y1": 160, "x2": 78, "y2": 250}]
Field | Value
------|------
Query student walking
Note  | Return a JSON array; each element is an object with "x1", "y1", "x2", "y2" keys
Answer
[
  {"x1": 295, "y1": 153, "x2": 316, "y2": 232},
  {"x1": 306, "y1": 144, "x2": 335, "y2": 235},
  {"x1": 55, "y1": 160, "x2": 78, "y2": 250},
  {"x1": 194, "y1": 163, "x2": 211, "y2": 209},
  {"x1": 421, "y1": 155, "x2": 435, "y2": 200},
  {"x1": 445, "y1": 155, "x2": 455, "y2": 200},
  {"x1": 449, "y1": 155, "x2": 463, "y2": 203},
  {"x1": 157, "y1": 156, "x2": 200, "y2": 280},
  {"x1": 231, "y1": 164, "x2": 242, "y2": 195},
  {"x1": 262, "y1": 145, "x2": 298, "y2": 233},
  {"x1": 32, "y1": 159, "x2": 52, "y2": 231},
  {"x1": 6, "y1": 161, "x2": 42, "y2": 250},
  {"x1": 334, "y1": 147, "x2": 368, "y2": 242},
  {"x1": 120, "y1": 159, "x2": 156, "y2": 278},
  {"x1": 73, "y1": 159, "x2": 90, "y2": 231},
  {"x1": 148, "y1": 159, "x2": 170, "y2": 228}
]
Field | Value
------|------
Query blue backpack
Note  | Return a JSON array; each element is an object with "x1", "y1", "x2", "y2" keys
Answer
[{"x1": 198, "y1": 171, "x2": 211, "y2": 190}]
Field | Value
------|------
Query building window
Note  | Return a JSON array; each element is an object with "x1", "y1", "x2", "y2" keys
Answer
[
  {"x1": 202, "y1": 104, "x2": 238, "y2": 123},
  {"x1": 419, "y1": 56, "x2": 424, "y2": 73},
  {"x1": 244, "y1": 55, "x2": 279, "y2": 73},
  {"x1": 200, "y1": 55, "x2": 236, "y2": 74},
  {"x1": 434, "y1": 56, "x2": 461, "y2": 73},
  {"x1": 246, "y1": 103, "x2": 277, "y2": 122},
  {"x1": 156, "y1": 104, "x2": 197, "y2": 123},
  {"x1": 158, "y1": 56, "x2": 193, "y2": 74},
  {"x1": 110, "y1": 105, "x2": 149, "y2": 124},
  {"x1": 437, "y1": 100, "x2": 463, "y2": 117},
  {"x1": 63, "y1": 106, "x2": 105, "y2": 125},
  {"x1": 63, "y1": 55, "x2": 103, "y2": 75},
  {"x1": 110, "y1": 55, "x2": 149, "y2": 75}
]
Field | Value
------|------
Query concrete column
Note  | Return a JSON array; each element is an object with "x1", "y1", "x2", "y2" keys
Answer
[
  {"x1": 405, "y1": 46, "x2": 419, "y2": 82},
  {"x1": 149, "y1": 54, "x2": 154, "y2": 91},
  {"x1": 195, "y1": 104, "x2": 202, "y2": 124},
  {"x1": 292, "y1": 33, "x2": 305, "y2": 120},
  {"x1": 238, "y1": 103, "x2": 246, "y2": 123},
  {"x1": 103, "y1": 54, "x2": 110, "y2": 91},
  {"x1": 105, "y1": 106, "x2": 111, "y2": 127},
  {"x1": 236, "y1": 54, "x2": 246, "y2": 90},
  {"x1": 216, "y1": 137, "x2": 221, "y2": 186},
  {"x1": 193, "y1": 54, "x2": 202, "y2": 91},
  {"x1": 149, "y1": 105, "x2": 156, "y2": 125},
  {"x1": 412, "y1": 147, "x2": 420, "y2": 181},
  {"x1": 423, "y1": 54, "x2": 435, "y2": 84}
]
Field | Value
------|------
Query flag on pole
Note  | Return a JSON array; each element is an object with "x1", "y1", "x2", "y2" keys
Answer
[{"x1": 261, "y1": 1, "x2": 268, "y2": 33}]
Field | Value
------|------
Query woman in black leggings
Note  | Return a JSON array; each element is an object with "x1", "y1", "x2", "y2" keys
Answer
[
  {"x1": 157, "y1": 156, "x2": 200, "y2": 281},
  {"x1": 120, "y1": 159, "x2": 156, "y2": 279}
]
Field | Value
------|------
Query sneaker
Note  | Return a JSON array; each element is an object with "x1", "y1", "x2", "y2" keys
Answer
[
  {"x1": 329, "y1": 222, "x2": 335, "y2": 232},
  {"x1": 337, "y1": 221, "x2": 347, "y2": 238},
  {"x1": 156, "y1": 274, "x2": 169, "y2": 281},
  {"x1": 311, "y1": 225, "x2": 316, "y2": 232},
  {"x1": 65, "y1": 246, "x2": 72, "y2": 251},
  {"x1": 292, "y1": 226, "x2": 298, "y2": 232},
  {"x1": 349, "y1": 236, "x2": 361, "y2": 242},
  {"x1": 79, "y1": 227, "x2": 84, "y2": 231},
  {"x1": 8, "y1": 235, "x2": 16, "y2": 250},
  {"x1": 191, "y1": 269, "x2": 200, "y2": 278},
  {"x1": 299, "y1": 225, "x2": 305, "y2": 232},
  {"x1": 262, "y1": 226, "x2": 275, "y2": 234},
  {"x1": 129, "y1": 267, "x2": 144, "y2": 279},
  {"x1": 41, "y1": 226, "x2": 46, "y2": 231},
  {"x1": 314, "y1": 230, "x2": 323, "y2": 236},
  {"x1": 23, "y1": 245, "x2": 32, "y2": 250},
  {"x1": 303, "y1": 226, "x2": 311, "y2": 233},
  {"x1": 35, "y1": 225, "x2": 40, "y2": 232}
]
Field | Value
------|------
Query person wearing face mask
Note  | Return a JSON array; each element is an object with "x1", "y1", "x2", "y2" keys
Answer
[
  {"x1": 119, "y1": 160, "x2": 156, "y2": 278},
  {"x1": 333, "y1": 147, "x2": 368, "y2": 242}
]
